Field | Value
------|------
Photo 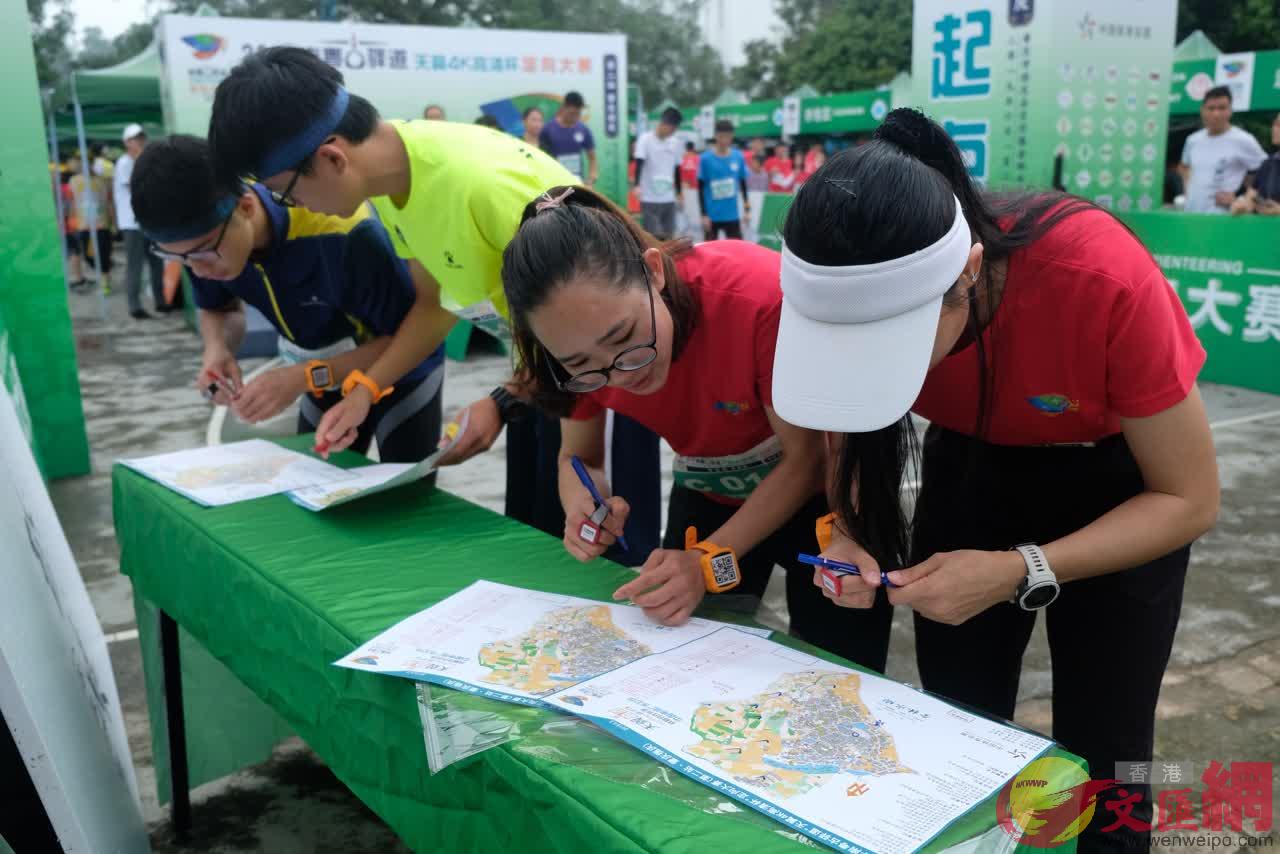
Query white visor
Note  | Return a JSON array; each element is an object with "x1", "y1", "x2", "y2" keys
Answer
[{"x1": 772, "y1": 195, "x2": 971, "y2": 432}]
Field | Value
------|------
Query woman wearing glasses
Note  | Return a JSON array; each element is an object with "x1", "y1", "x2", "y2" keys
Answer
[
  {"x1": 129, "y1": 135, "x2": 445, "y2": 464},
  {"x1": 501, "y1": 185, "x2": 893, "y2": 671}
]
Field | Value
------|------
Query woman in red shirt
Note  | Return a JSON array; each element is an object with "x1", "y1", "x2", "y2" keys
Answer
[
  {"x1": 763, "y1": 144, "x2": 795, "y2": 193},
  {"x1": 773, "y1": 109, "x2": 1218, "y2": 850},
  {"x1": 500, "y1": 185, "x2": 892, "y2": 670}
]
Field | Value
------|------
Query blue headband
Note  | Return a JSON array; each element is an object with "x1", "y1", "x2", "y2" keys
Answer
[
  {"x1": 255, "y1": 86, "x2": 350, "y2": 179},
  {"x1": 143, "y1": 194, "x2": 239, "y2": 245}
]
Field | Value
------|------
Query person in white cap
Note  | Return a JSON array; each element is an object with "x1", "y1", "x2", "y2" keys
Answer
[
  {"x1": 115, "y1": 123, "x2": 169, "y2": 319},
  {"x1": 772, "y1": 108, "x2": 1219, "y2": 851}
]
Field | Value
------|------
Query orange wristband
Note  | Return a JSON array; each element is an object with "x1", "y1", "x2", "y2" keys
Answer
[
  {"x1": 816, "y1": 512, "x2": 838, "y2": 552},
  {"x1": 341, "y1": 369, "x2": 394, "y2": 403}
]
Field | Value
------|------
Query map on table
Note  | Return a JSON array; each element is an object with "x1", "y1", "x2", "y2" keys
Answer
[
  {"x1": 544, "y1": 628, "x2": 1053, "y2": 854},
  {"x1": 119, "y1": 439, "x2": 354, "y2": 507},
  {"x1": 286, "y1": 412, "x2": 469, "y2": 511},
  {"x1": 334, "y1": 580, "x2": 771, "y2": 707}
]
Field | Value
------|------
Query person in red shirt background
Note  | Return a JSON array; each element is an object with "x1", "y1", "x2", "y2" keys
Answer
[
  {"x1": 499, "y1": 184, "x2": 892, "y2": 669},
  {"x1": 679, "y1": 141, "x2": 700, "y2": 191},
  {"x1": 773, "y1": 109, "x2": 1218, "y2": 852},
  {"x1": 763, "y1": 143, "x2": 795, "y2": 193}
]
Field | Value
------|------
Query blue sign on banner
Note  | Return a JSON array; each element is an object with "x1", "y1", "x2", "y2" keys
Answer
[{"x1": 604, "y1": 54, "x2": 619, "y2": 137}]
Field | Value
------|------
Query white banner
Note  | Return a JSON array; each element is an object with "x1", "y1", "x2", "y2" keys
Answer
[
  {"x1": 0, "y1": 385, "x2": 148, "y2": 854},
  {"x1": 156, "y1": 14, "x2": 628, "y2": 203}
]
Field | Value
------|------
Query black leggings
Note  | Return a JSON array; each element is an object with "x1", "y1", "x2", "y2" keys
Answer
[
  {"x1": 911, "y1": 426, "x2": 1190, "y2": 852},
  {"x1": 299, "y1": 370, "x2": 443, "y2": 466},
  {"x1": 705, "y1": 219, "x2": 743, "y2": 241},
  {"x1": 665, "y1": 486, "x2": 893, "y2": 673}
]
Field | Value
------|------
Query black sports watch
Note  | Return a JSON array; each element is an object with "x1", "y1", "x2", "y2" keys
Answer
[
  {"x1": 489, "y1": 386, "x2": 531, "y2": 424},
  {"x1": 1012, "y1": 543, "x2": 1060, "y2": 611}
]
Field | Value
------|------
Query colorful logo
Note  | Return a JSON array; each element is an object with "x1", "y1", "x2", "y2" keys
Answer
[
  {"x1": 1028, "y1": 394, "x2": 1079, "y2": 415},
  {"x1": 352, "y1": 655, "x2": 379, "y2": 666},
  {"x1": 998, "y1": 758, "x2": 1119, "y2": 847},
  {"x1": 714, "y1": 400, "x2": 751, "y2": 415},
  {"x1": 1221, "y1": 61, "x2": 1247, "y2": 78},
  {"x1": 181, "y1": 34, "x2": 225, "y2": 60},
  {"x1": 1078, "y1": 13, "x2": 1096, "y2": 39}
]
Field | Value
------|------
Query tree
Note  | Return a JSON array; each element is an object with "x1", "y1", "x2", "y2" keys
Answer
[
  {"x1": 1177, "y1": 0, "x2": 1280, "y2": 54},
  {"x1": 28, "y1": 0, "x2": 74, "y2": 90},
  {"x1": 729, "y1": 39, "x2": 781, "y2": 101},
  {"x1": 729, "y1": 0, "x2": 910, "y2": 99}
]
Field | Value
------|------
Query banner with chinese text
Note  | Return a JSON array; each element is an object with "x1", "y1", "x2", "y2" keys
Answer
[
  {"x1": 911, "y1": 0, "x2": 1176, "y2": 209},
  {"x1": 1170, "y1": 50, "x2": 1280, "y2": 116},
  {"x1": 1122, "y1": 211, "x2": 1280, "y2": 396},
  {"x1": 157, "y1": 15, "x2": 628, "y2": 205}
]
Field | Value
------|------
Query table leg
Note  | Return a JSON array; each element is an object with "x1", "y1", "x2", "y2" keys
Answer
[{"x1": 159, "y1": 610, "x2": 192, "y2": 841}]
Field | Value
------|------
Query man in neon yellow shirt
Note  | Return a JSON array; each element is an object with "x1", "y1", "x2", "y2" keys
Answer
[{"x1": 208, "y1": 47, "x2": 661, "y2": 557}]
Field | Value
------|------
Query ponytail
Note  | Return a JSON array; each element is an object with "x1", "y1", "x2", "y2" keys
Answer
[
  {"x1": 503, "y1": 185, "x2": 698, "y2": 415},
  {"x1": 784, "y1": 107, "x2": 1106, "y2": 569}
]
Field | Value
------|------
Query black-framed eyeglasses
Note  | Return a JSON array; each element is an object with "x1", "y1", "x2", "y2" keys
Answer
[
  {"x1": 552, "y1": 261, "x2": 658, "y2": 394},
  {"x1": 150, "y1": 207, "x2": 235, "y2": 264},
  {"x1": 269, "y1": 165, "x2": 306, "y2": 207}
]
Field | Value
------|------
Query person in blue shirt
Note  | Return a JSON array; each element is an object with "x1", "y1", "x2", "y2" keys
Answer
[
  {"x1": 129, "y1": 135, "x2": 444, "y2": 463},
  {"x1": 539, "y1": 91, "x2": 598, "y2": 186},
  {"x1": 697, "y1": 120, "x2": 751, "y2": 240}
]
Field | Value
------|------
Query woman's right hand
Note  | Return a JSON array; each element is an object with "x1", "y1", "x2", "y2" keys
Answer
[
  {"x1": 815, "y1": 526, "x2": 881, "y2": 609},
  {"x1": 563, "y1": 485, "x2": 630, "y2": 563}
]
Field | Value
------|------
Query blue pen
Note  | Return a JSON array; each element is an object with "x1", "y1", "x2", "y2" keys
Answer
[
  {"x1": 570, "y1": 456, "x2": 629, "y2": 551},
  {"x1": 797, "y1": 553, "x2": 897, "y2": 591}
]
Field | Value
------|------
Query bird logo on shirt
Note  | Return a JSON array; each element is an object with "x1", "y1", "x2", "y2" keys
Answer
[
  {"x1": 444, "y1": 251, "x2": 463, "y2": 270},
  {"x1": 714, "y1": 400, "x2": 752, "y2": 415},
  {"x1": 1027, "y1": 394, "x2": 1080, "y2": 416}
]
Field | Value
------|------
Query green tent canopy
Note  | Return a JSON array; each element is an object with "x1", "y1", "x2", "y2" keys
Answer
[{"x1": 51, "y1": 40, "x2": 164, "y2": 144}]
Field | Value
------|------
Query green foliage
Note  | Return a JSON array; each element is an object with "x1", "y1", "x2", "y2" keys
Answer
[
  {"x1": 1176, "y1": 0, "x2": 1280, "y2": 54},
  {"x1": 28, "y1": 0, "x2": 74, "y2": 90},
  {"x1": 729, "y1": 0, "x2": 911, "y2": 99}
]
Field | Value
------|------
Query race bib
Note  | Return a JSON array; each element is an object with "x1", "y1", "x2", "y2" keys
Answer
[
  {"x1": 650, "y1": 176, "x2": 674, "y2": 196},
  {"x1": 673, "y1": 435, "x2": 782, "y2": 501},
  {"x1": 455, "y1": 300, "x2": 511, "y2": 344},
  {"x1": 709, "y1": 177, "x2": 736, "y2": 201},
  {"x1": 557, "y1": 153, "x2": 585, "y2": 178}
]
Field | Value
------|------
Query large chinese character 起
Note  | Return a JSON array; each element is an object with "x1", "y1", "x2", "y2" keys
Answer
[
  {"x1": 1186, "y1": 279, "x2": 1242, "y2": 336},
  {"x1": 1243, "y1": 285, "x2": 1280, "y2": 343},
  {"x1": 390, "y1": 49, "x2": 407, "y2": 70},
  {"x1": 931, "y1": 10, "x2": 992, "y2": 99}
]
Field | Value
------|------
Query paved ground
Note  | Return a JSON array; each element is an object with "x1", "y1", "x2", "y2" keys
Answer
[{"x1": 47, "y1": 276, "x2": 1280, "y2": 853}]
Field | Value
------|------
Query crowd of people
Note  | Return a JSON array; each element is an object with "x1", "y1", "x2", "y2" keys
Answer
[
  {"x1": 53, "y1": 125, "x2": 182, "y2": 319},
  {"x1": 49, "y1": 43, "x2": 1249, "y2": 849}
]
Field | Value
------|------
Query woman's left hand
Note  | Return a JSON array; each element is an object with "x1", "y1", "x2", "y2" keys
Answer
[
  {"x1": 885, "y1": 550, "x2": 1027, "y2": 625},
  {"x1": 613, "y1": 549, "x2": 706, "y2": 626}
]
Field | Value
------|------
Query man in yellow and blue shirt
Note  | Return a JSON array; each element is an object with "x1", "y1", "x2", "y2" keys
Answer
[
  {"x1": 130, "y1": 134, "x2": 444, "y2": 463},
  {"x1": 207, "y1": 46, "x2": 662, "y2": 560}
]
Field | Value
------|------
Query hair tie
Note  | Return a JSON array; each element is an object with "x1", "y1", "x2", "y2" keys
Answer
[{"x1": 535, "y1": 187, "x2": 575, "y2": 213}]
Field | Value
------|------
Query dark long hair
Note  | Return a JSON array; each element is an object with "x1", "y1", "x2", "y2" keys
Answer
[
  {"x1": 503, "y1": 185, "x2": 699, "y2": 415},
  {"x1": 782, "y1": 108, "x2": 1099, "y2": 567}
]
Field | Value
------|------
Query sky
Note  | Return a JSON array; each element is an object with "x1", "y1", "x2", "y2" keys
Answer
[{"x1": 69, "y1": 0, "x2": 156, "y2": 46}]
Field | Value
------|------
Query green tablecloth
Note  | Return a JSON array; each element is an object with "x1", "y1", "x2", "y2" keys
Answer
[{"x1": 113, "y1": 437, "x2": 1080, "y2": 853}]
